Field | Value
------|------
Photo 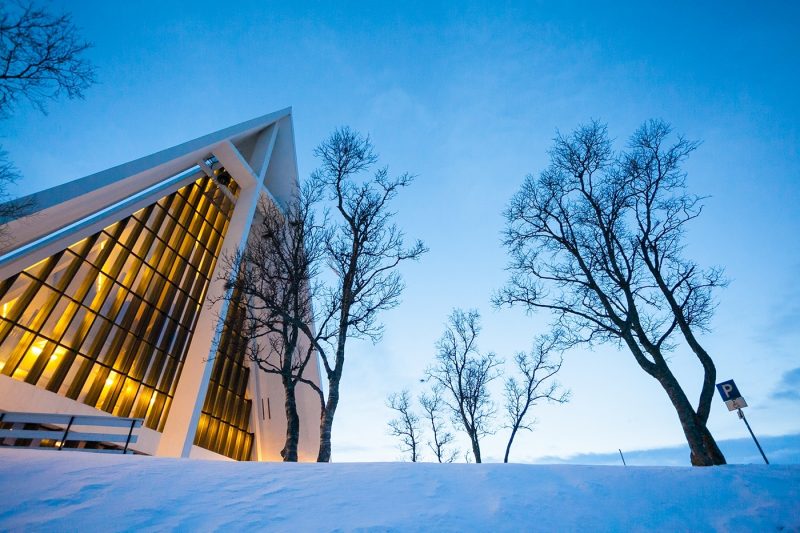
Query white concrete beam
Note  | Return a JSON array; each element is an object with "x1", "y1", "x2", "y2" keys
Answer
[
  {"x1": 213, "y1": 141, "x2": 258, "y2": 190},
  {"x1": 156, "y1": 142, "x2": 262, "y2": 458}
]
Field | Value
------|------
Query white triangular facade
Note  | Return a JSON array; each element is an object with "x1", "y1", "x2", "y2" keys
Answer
[{"x1": 0, "y1": 109, "x2": 322, "y2": 461}]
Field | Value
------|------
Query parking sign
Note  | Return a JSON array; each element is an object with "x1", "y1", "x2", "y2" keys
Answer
[{"x1": 716, "y1": 379, "x2": 747, "y2": 411}]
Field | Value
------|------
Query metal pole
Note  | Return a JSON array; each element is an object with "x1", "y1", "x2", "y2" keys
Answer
[
  {"x1": 618, "y1": 449, "x2": 627, "y2": 466},
  {"x1": 59, "y1": 416, "x2": 74, "y2": 450},
  {"x1": 738, "y1": 408, "x2": 769, "y2": 465},
  {"x1": 123, "y1": 419, "x2": 136, "y2": 454}
]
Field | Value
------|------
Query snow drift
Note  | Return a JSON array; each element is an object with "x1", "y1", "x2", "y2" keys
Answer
[{"x1": 0, "y1": 449, "x2": 797, "y2": 531}]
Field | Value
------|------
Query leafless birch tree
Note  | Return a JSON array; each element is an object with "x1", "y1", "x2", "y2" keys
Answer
[
  {"x1": 0, "y1": 2, "x2": 96, "y2": 236},
  {"x1": 426, "y1": 309, "x2": 502, "y2": 463},
  {"x1": 496, "y1": 120, "x2": 727, "y2": 465},
  {"x1": 387, "y1": 390, "x2": 422, "y2": 462},
  {"x1": 220, "y1": 184, "x2": 326, "y2": 461},
  {"x1": 419, "y1": 387, "x2": 458, "y2": 463},
  {"x1": 307, "y1": 127, "x2": 427, "y2": 462},
  {"x1": 503, "y1": 334, "x2": 569, "y2": 463},
  {"x1": 0, "y1": 151, "x2": 33, "y2": 239}
]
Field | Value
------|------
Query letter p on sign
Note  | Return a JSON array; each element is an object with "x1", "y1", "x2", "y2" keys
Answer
[{"x1": 716, "y1": 379, "x2": 741, "y2": 401}]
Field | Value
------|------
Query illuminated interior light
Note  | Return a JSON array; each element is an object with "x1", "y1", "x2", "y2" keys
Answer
[
  {"x1": 105, "y1": 377, "x2": 115, "y2": 386},
  {"x1": 49, "y1": 347, "x2": 66, "y2": 364},
  {"x1": 30, "y1": 340, "x2": 46, "y2": 356}
]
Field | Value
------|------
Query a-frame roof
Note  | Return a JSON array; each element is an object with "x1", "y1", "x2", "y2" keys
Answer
[
  {"x1": 0, "y1": 107, "x2": 298, "y2": 275},
  {"x1": 13, "y1": 107, "x2": 293, "y2": 218}
]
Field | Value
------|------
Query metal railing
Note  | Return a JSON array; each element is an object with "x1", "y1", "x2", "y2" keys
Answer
[{"x1": 0, "y1": 412, "x2": 143, "y2": 454}]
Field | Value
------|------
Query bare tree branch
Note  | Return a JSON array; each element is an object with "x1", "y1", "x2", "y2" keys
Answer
[
  {"x1": 0, "y1": 1, "x2": 95, "y2": 116},
  {"x1": 503, "y1": 333, "x2": 569, "y2": 463},
  {"x1": 0, "y1": 2, "x2": 96, "y2": 241},
  {"x1": 419, "y1": 386, "x2": 458, "y2": 463},
  {"x1": 387, "y1": 389, "x2": 422, "y2": 462},
  {"x1": 426, "y1": 309, "x2": 502, "y2": 463}
]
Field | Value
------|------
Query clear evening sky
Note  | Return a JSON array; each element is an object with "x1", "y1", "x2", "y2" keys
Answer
[{"x1": 3, "y1": 1, "x2": 799, "y2": 464}]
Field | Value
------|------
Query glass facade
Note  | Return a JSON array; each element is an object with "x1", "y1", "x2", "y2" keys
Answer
[
  {"x1": 194, "y1": 289, "x2": 254, "y2": 461},
  {"x1": 0, "y1": 174, "x2": 235, "y2": 432}
]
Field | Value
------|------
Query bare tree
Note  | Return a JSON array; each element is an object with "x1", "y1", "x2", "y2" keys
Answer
[
  {"x1": 495, "y1": 120, "x2": 727, "y2": 466},
  {"x1": 0, "y1": 2, "x2": 96, "y2": 236},
  {"x1": 419, "y1": 387, "x2": 458, "y2": 463},
  {"x1": 305, "y1": 127, "x2": 427, "y2": 462},
  {"x1": 0, "y1": 150, "x2": 34, "y2": 239},
  {"x1": 626, "y1": 120, "x2": 727, "y2": 463},
  {"x1": 0, "y1": 2, "x2": 95, "y2": 116},
  {"x1": 387, "y1": 390, "x2": 422, "y2": 462},
  {"x1": 503, "y1": 334, "x2": 570, "y2": 463},
  {"x1": 220, "y1": 184, "x2": 326, "y2": 461},
  {"x1": 426, "y1": 309, "x2": 502, "y2": 463}
]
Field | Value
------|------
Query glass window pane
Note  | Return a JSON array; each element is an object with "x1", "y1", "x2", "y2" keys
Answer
[
  {"x1": 0, "y1": 274, "x2": 34, "y2": 321},
  {"x1": 57, "y1": 353, "x2": 86, "y2": 396},
  {"x1": 65, "y1": 261, "x2": 99, "y2": 300},
  {"x1": 18, "y1": 285, "x2": 58, "y2": 329},
  {"x1": 79, "y1": 314, "x2": 110, "y2": 355},
  {"x1": 23, "y1": 258, "x2": 52, "y2": 280},
  {"x1": 40, "y1": 297, "x2": 78, "y2": 342},
  {"x1": 12, "y1": 337, "x2": 48, "y2": 381},
  {"x1": 0, "y1": 325, "x2": 34, "y2": 374},
  {"x1": 61, "y1": 307, "x2": 96, "y2": 350},
  {"x1": 38, "y1": 344, "x2": 67, "y2": 388},
  {"x1": 95, "y1": 369, "x2": 120, "y2": 409},
  {"x1": 45, "y1": 251, "x2": 80, "y2": 290},
  {"x1": 118, "y1": 217, "x2": 140, "y2": 249},
  {"x1": 81, "y1": 235, "x2": 106, "y2": 266},
  {"x1": 100, "y1": 283, "x2": 127, "y2": 318}
]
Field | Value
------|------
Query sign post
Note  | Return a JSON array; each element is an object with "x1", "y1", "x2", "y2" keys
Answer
[{"x1": 716, "y1": 379, "x2": 769, "y2": 465}]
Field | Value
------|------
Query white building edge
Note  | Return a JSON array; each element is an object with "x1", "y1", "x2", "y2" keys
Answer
[{"x1": 0, "y1": 108, "x2": 322, "y2": 461}]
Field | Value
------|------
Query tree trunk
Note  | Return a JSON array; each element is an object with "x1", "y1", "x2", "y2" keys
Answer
[
  {"x1": 622, "y1": 331, "x2": 724, "y2": 466},
  {"x1": 316, "y1": 294, "x2": 350, "y2": 463},
  {"x1": 471, "y1": 434, "x2": 482, "y2": 463},
  {"x1": 640, "y1": 250, "x2": 724, "y2": 432},
  {"x1": 700, "y1": 423, "x2": 727, "y2": 465},
  {"x1": 504, "y1": 426, "x2": 518, "y2": 463},
  {"x1": 281, "y1": 379, "x2": 300, "y2": 462},
  {"x1": 652, "y1": 366, "x2": 718, "y2": 466},
  {"x1": 317, "y1": 375, "x2": 340, "y2": 462}
]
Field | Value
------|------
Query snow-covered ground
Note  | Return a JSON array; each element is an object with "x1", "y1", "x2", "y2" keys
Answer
[{"x1": 0, "y1": 449, "x2": 797, "y2": 532}]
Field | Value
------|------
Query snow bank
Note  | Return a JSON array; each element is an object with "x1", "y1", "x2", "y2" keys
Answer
[{"x1": 0, "y1": 449, "x2": 797, "y2": 531}]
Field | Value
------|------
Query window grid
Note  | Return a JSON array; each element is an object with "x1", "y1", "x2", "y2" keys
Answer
[
  {"x1": 194, "y1": 288, "x2": 253, "y2": 461},
  {"x1": 0, "y1": 175, "x2": 236, "y2": 432}
]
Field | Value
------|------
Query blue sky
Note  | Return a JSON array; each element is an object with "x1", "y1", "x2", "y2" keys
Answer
[{"x1": 3, "y1": 1, "x2": 799, "y2": 464}]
